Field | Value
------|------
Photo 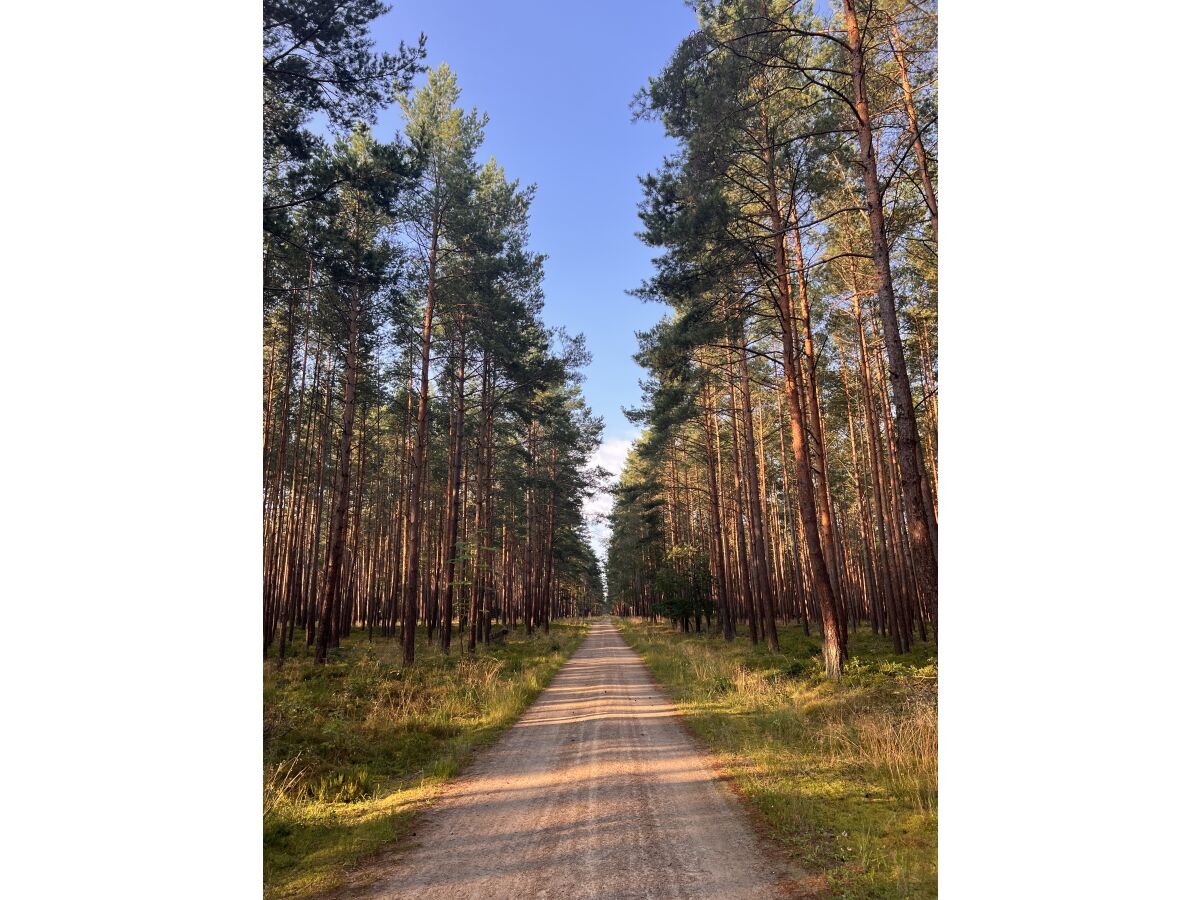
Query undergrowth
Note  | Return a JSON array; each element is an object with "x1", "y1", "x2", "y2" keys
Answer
[
  {"x1": 263, "y1": 622, "x2": 587, "y2": 899},
  {"x1": 617, "y1": 618, "x2": 937, "y2": 900}
]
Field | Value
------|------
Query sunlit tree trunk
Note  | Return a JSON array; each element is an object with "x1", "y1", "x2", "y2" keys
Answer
[
  {"x1": 843, "y1": 0, "x2": 937, "y2": 626},
  {"x1": 890, "y1": 21, "x2": 937, "y2": 246}
]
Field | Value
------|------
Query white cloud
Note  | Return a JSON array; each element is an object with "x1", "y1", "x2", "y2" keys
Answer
[
  {"x1": 582, "y1": 434, "x2": 637, "y2": 566},
  {"x1": 584, "y1": 438, "x2": 633, "y2": 516}
]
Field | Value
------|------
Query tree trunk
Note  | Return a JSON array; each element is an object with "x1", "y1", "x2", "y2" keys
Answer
[
  {"x1": 315, "y1": 281, "x2": 359, "y2": 664},
  {"x1": 401, "y1": 213, "x2": 439, "y2": 665},
  {"x1": 843, "y1": 0, "x2": 937, "y2": 626}
]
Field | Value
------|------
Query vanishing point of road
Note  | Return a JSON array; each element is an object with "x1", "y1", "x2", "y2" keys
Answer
[{"x1": 330, "y1": 619, "x2": 808, "y2": 899}]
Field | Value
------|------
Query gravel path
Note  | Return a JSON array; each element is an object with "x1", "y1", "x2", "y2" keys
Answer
[{"x1": 330, "y1": 618, "x2": 806, "y2": 899}]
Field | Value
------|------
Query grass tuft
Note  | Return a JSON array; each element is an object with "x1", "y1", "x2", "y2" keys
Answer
[
  {"x1": 263, "y1": 622, "x2": 587, "y2": 899},
  {"x1": 617, "y1": 618, "x2": 936, "y2": 900}
]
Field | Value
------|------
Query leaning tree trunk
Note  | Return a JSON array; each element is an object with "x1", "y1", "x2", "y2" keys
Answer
[
  {"x1": 759, "y1": 128, "x2": 844, "y2": 675},
  {"x1": 890, "y1": 21, "x2": 937, "y2": 247},
  {"x1": 843, "y1": 0, "x2": 937, "y2": 627}
]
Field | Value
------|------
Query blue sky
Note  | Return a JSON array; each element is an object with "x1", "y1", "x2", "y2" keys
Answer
[{"x1": 365, "y1": 1, "x2": 700, "y2": 556}]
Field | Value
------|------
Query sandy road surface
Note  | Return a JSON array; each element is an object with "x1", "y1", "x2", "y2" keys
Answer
[{"x1": 331, "y1": 618, "x2": 805, "y2": 899}]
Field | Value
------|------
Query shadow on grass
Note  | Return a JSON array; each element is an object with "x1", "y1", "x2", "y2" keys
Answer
[
  {"x1": 263, "y1": 621, "x2": 589, "y2": 899},
  {"x1": 616, "y1": 618, "x2": 937, "y2": 900}
]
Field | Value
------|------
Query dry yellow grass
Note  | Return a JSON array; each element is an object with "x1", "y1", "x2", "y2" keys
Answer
[
  {"x1": 263, "y1": 622, "x2": 588, "y2": 899},
  {"x1": 618, "y1": 618, "x2": 937, "y2": 899}
]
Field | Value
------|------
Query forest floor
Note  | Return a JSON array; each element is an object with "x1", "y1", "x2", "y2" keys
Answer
[
  {"x1": 316, "y1": 618, "x2": 812, "y2": 900},
  {"x1": 263, "y1": 621, "x2": 588, "y2": 899},
  {"x1": 617, "y1": 618, "x2": 938, "y2": 900}
]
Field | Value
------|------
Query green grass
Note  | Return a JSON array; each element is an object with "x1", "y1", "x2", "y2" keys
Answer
[
  {"x1": 616, "y1": 618, "x2": 937, "y2": 899},
  {"x1": 263, "y1": 621, "x2": 588, "y2": 899}
]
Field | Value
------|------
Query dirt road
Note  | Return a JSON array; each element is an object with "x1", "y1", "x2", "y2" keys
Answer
[{"x1": 332, "y1": 619, "x2": 804, "y2": 899}]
